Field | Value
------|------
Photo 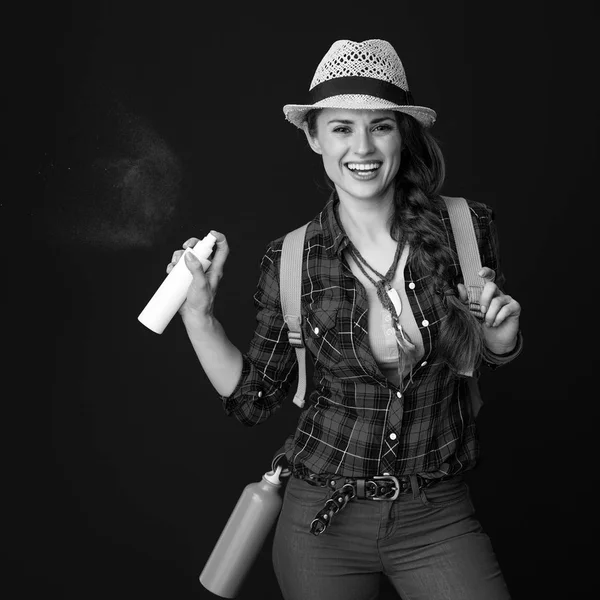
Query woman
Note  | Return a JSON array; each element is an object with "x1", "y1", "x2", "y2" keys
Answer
[{"x1": 169, "y1": 39, "x2": 522, "y2": 600}]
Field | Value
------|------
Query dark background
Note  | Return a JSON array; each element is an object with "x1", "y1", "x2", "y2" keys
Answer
[{"x1": 23, "y1": 1, "x2": 598, "y2": 598}]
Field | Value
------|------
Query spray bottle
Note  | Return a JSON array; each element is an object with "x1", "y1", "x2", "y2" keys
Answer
[
  {"x1": 138, "y1": 232, "x2": 217, "y2": 334},
  {"x1": 199, "y1": 466, "x2": 284, "y2": 598}
]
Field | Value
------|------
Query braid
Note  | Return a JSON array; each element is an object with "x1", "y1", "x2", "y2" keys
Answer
[
  {"x1": 392, "y1": 113, "x2": 484, "y2": 374},
  {"x1": 392, "y1": 186, "x2": 448, "y2": 287}
]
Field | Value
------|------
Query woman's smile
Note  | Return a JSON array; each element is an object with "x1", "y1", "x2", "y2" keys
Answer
[{"x1": 345, "y1": 161, "x2": 383, "y2": 180}]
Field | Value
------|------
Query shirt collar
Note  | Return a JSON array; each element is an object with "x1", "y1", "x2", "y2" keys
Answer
[{"x1": 319, "y1": 192, "x2": 350, "y2": 259}]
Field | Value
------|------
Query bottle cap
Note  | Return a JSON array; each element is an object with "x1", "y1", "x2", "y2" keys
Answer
[{"x1": 263, "y1": 465, "x2": 283, "y2": 486}]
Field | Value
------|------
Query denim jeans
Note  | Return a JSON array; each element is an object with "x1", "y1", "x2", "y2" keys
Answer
[{"x1": 272, "y1": 474, "x2": 511, "y2": 600}]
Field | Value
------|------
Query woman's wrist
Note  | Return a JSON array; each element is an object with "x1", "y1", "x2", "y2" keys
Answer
[
  {"x1": 484, "y1": 336, "x2": 518, "y2": 356},
  {"x1": 181, "y1": 307, "x2": 215, "y2": 332}
]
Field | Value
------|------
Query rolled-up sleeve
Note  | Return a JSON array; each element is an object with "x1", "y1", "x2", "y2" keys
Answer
[
  {"x1": 478, "y1": 207, "x2": 524, "y2": 369},
  {"x1": 482, "y1": 329, "x2": 523, "y2": 368},
  {"x1": 218, "y1": 241, "x2": 298, "y2": 426}
]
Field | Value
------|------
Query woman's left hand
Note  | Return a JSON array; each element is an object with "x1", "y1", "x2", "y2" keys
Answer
[{"x1": 458, "y1": 267, "x2": 521, "y2": 354}]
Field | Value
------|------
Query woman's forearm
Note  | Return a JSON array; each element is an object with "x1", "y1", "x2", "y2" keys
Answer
[{"x1": 182, "y1": 312, "x2": 243, "y2": 397}]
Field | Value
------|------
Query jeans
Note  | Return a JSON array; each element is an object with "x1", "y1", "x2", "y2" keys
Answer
[{"x1": 272, "y1": 474, "x2": 511, "y2": 600}]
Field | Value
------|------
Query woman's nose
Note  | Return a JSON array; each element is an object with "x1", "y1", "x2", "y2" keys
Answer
[{"x1": 353, "y1": 129, "x2": 375, "y2": 155}]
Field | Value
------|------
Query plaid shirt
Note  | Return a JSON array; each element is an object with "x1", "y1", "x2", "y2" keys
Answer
[{"x1": 221, "y1": 196, "x2": 523, "y2": 478}]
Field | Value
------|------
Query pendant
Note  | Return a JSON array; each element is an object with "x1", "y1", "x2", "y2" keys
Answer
[
  {"x1": 395, "y1": 324, "x2": 415, "y2": 350},
  {"x1": 386, "y1": 287, "x2": 402, "y2": 318}
]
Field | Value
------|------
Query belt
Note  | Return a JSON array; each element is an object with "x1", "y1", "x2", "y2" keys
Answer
[
  {"x1": 294, "y1": 470, "x2": 447, "y2": 535},
  {"x1": 296, "y1": 470, "x2": 441, "y2": 500}
]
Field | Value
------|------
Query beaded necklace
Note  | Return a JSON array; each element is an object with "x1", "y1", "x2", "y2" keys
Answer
[{"x1": 346, "y1": 236, "x2": 418, "y2": 386}]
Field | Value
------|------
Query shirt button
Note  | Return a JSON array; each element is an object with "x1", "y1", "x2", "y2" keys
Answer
[
  {"x1": 389, "y1": 432, "x2": 397, "y2": 440},
  {"x1": 396, "y1": 391, "x2": 402, "y2": 398},
  {"x1": 314, "y1": 327, "x2": 320, "y2": 335},
  {"x1": 408, "y1": 282, "x2": 416, "y2": 289},
  {"x1": 384, "y1": 314, "x2": 391, "y2": 323},
  {"x1": 257, "y1": 391, "x2": 263, "y2": 398},
  {"x1": 421, "y1": 361, "x2": 428, "y2": 367},
  {"x1": 422, "y1": 319, "x2": 429, "y2": 327},
  {"x1": 387, "y1": 328, "x2": 395, "y2": 335}
]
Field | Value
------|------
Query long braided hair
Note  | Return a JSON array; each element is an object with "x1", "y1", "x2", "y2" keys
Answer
[{"x1": 305, "y1": 109, "x2": 484, "y2": 374}]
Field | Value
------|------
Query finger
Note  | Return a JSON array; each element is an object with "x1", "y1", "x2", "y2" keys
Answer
[
  {"x1": 484, "y1": 294, "x2": 513, "y2": 326},
  {"x1": 478, "y1": 281, "x2": 499, "y2": 315},
  {"x1": 171, "y1": 249, "x2": 185, "y2": 264},
  {"x1": 478, "y1": 267, "x2": 496, "y2": 282},
  {"x1": 456, "y1": 283, "x2": 469, "y2": 304},
  {"x1": 490, "y1": 298, "x2": 521, "y2": 327},
  {"x1": 183, "y1": 237, "x2": 200, "y2": 249},
  {"x1": 211, "y1": 230, "x2": 228, "y2": 252}
]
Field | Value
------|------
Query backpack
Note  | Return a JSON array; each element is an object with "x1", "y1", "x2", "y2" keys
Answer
[{"x1": 279, "y1": 196, "x2": 485, "y2": 416}]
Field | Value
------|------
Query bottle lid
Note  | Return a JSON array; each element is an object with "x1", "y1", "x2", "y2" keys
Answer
[{"x1": 263, "y1": 465, "x2": 283, "y2": 486}]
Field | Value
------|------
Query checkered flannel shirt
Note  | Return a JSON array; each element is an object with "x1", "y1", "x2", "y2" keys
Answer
[{"x1": 220, "y1": 196, "x2": 523, "y2": 478}]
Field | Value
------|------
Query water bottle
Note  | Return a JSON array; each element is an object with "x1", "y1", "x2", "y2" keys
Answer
[
  {"x1": 138, "y1": 232, "x2": 217, "y2": 334},
  {"x1": 199, "y1": 466, "x2": 284, "y2": 598}
]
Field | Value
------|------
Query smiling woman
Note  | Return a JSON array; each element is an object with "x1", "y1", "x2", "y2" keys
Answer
[{"x1": 167, "y1": 38, "x2": 523, "y2": 600}]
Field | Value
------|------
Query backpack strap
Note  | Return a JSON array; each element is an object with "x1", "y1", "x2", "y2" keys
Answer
[
  {"x1": 279, "y1": 222, "x2": 310, "y2": 408},
  {"x1": 441, "y1": 196, "x2": 486, "y2": 413},
  {"x1": 442, "y1": 196, "x2": 486, "y2": 313}
]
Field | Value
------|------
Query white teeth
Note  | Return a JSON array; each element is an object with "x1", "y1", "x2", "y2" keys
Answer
[{"x1": 347, "y1": 163, "x2": 381, "y2": 171}]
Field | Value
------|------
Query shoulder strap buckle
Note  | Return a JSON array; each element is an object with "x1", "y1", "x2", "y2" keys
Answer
[{"x1": 284, "y1": 315, "x2": 304, "y2": 348}]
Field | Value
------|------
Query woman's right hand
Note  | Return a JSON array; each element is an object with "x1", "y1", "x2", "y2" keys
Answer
[{"x1": 167, "y1": 230, "x2": 229, "y2": 322}]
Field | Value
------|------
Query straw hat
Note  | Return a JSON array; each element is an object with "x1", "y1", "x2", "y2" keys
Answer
[{"x1": 283, "y1": 39, "x2": 437, "y2": 129}]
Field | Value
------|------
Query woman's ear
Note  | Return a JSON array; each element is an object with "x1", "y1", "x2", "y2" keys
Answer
[{"x1": 302, "y1": 122, "x2": 322, "y2": 155}]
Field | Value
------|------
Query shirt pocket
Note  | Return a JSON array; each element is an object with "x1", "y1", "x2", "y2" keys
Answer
[{"x1": 304, "y1": 304, "x2": 343, "y2": 368}]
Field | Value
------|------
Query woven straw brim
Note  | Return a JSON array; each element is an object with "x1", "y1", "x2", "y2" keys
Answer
[{"x1": 283, "y1": 94, "x2": 437, "y2": 129}]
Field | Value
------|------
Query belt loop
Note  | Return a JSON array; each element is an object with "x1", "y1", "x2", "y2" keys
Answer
[
  {"x1": 356, "y1": 479, "x2": 365, "y2": 499},
  {"x1": 409, "y1": 474, "x2": 420, "y2": 500}
]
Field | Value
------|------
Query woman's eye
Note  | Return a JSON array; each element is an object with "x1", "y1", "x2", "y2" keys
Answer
[{"x1": 331, "y1": 124, "x2": 393, "y2": 134}]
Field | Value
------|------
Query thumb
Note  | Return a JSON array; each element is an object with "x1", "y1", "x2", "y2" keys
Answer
[
  {"x1": 183, "y1": 250, "x2": 211, "y2": 309},
  {"x1": 184, "y1": 250, "x2": 206, "y2": 277},
  {"x1": 457, "y1": 283, "x2": 469, "y2": 304}
]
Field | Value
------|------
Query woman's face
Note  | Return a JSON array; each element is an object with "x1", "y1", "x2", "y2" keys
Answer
[{"x1": 304, "y1": 108, "x2": 402, "y2": 205}]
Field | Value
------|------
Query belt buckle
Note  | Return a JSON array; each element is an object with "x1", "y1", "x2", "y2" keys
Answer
[{"x1": 370, "y1": 475, "x2": 400, "y2": 500}]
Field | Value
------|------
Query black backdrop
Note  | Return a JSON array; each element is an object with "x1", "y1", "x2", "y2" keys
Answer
[{"x1": 25, "y1": 2, "x2": 599, "y2": 599}]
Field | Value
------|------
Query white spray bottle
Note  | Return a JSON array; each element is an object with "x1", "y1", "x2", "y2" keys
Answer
[{"x1": 138, "y1": 232, "x2": 217, "y2": 334}]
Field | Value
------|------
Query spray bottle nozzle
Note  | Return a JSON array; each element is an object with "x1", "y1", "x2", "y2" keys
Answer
[{"x1": 191, "y1": 232, "x2": 217, "y2": 261}]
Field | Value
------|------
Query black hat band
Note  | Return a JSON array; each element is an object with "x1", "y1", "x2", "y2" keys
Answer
[{"x1": 309, "y1": 76, "x2": 414, "y2": 106}]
